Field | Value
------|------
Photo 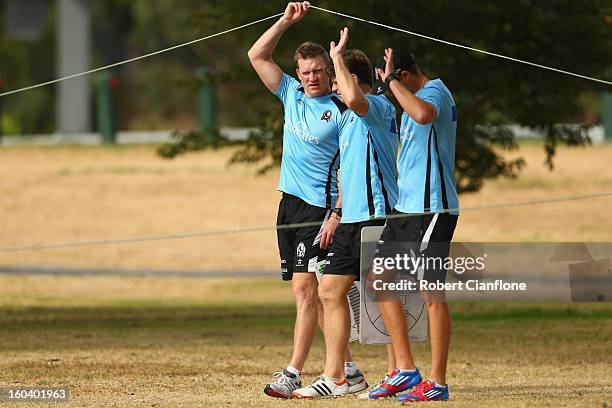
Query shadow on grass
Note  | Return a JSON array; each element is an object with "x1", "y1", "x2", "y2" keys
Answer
[
  {"x1": 0, "y1": 303, "x2": 297, "y2": 331},
  {"x1": 1, "y1": 301, "x2": 610, "y2": 331},
  {"x1": 0, "y1": 302, "x2": 610, "y2": 354}
]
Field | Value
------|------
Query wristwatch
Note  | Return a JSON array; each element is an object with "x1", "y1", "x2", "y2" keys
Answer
[
  {"x1": 384, "y1": 72, "x2": 399, "y2": 88},
  {"x1": 331, "y1": 207, "x2": 342, "y2": 219}
]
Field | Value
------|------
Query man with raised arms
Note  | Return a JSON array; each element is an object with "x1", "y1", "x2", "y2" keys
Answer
[
  {"x1": 291, "y1": 27, "x2": 399, "y2": 399},
  {"x1": 366, "y1": 47, "x2": 460, "y2": 402},
  {"x1": 247, "y1": 2, "x2": 366, "y2": 399}
]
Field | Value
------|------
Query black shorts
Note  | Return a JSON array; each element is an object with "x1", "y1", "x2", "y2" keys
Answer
[
  {"x1": 277, "y1": 193, "x2": 331, "y2": 281},
  {"x1": 375, "y1": 210, "x2": 458, "y2": 284},
  {"x1": 323, "y1": 219, "x2": 386, "y2": 280}
]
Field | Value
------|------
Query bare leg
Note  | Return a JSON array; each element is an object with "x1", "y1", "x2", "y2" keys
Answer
[
  {"x1": 425, "y1": 294, "x2": 451, "y2": 384},
  {"x1": 318, "y1": 274, "x2": 356, "y2": 379},
  {"x1": 317, "y1": 277, "x2": 354, "y2": 368},
  {"x1": 288, "y1": 272, "x2": 320, "y2": 371},
  {"x1": 378, "y1": 301, "x2": 416, "y2": 370},
  {"x1": 317, "y1": 296, "x2": 325, "y2": 333},
  {"x1": 386, "y1": 343, "x2": 396, "y2": 375}
]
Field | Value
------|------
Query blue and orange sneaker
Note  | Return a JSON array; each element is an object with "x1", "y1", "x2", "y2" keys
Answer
[
  {"x1": 396, "y1": 379, "x2": 449, "y2": 402},
  {"x1": 365, "y1": 368, "x2": 422, "y2": 399}
]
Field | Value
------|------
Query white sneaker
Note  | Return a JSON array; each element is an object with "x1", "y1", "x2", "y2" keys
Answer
[
  {"x1": 292, "y1": 374, "x2": 349, "y2": 399},
  {"x1": 263, "y1": 369, "x2": 301, "y2": 399},
  {"x1": 346, "y1": 369, "x2": 368, "y2": 393}
]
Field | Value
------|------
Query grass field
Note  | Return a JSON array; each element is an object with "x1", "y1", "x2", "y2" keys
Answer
[
  {"x1": 0, "y1": 143, "x2": 611, "y2": 406},
  {"x1": 0, "y1": 275, "x2": 610, "y2": 407}
]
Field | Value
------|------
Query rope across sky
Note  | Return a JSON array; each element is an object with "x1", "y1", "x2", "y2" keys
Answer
[
  {"x1": 0, "y1": 13, "x2": 283, "y2": 97},
  {"x1": 310, "y1": 6, "x2": 612, "y2": 86},
  {"x1": 0, "y1": 4, "x2": 610, "y2": 97},
  {"x1": 1, "y1": 5, "x2": 610, "y2": 253},
  {"x1": 1, "y1": 192, "x2": 610, "y2": 254}
]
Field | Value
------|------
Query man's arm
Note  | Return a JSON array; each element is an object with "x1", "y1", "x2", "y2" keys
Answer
[
  {"x1": 387, "y1": 80, "x2": 437, "y2": 124},
  {"x1": 377, "y1": 48, "x2": 437, "y2": 124},
  {"x1": 329, "y1": 27, "x2": 369, "y2": 116},
  {"x1": 247, "y1": 2, "x2": 310, "y2": 93},
  {"x1": 320, "y1": 173, "x2": 342, "y2": 249}
]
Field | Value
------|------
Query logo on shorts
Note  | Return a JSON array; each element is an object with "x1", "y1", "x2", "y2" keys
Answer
[
  {"x1": 297, "y1": 242, "x2": 306, "y2": 258},
  {"x1": 321, "y1": 110, "x2": 332, "y2": 122}
]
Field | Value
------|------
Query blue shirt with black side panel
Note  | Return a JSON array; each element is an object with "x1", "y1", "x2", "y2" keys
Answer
[
  {"x1": 274, "y1": 73, "x2": 348, "y2": 209},
  {"x1": 338, "y1": 94, "x2": 399, "y2": 223},
  {"x1": 396, "y1": 79, "x2": 460, "y2": 215}
]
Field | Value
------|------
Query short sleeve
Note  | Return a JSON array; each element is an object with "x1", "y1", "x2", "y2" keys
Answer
[
  {"x1": 273, "y1": 73, "x2": 301, "y2": 106},
  {"x1": 360, "y1": 94, "x2": 388, "y2": 128},
  {"x1": 337, "y1": 106, "x2": 352, "y2": 137},
  {"x1": 419, "y1": 86, "x2": 445, "y2": 119}
]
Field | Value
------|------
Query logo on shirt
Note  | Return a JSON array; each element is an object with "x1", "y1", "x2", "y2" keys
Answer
[
  {"x1": 296, "y1": 242, "x2": 306, "y2": 258},
  {"x1": 285, "y1": 120, "x2": 320, "y2": 144},
  {"x1": 321, "y1": 110, "x2": 332, "y2": 122},
  {"x1": 340, "y1": 139, "x2": 350, "y2": 153},
  {"x1": 401, "y1": 131, "x2": 413, "y2": 143},
  {"x1": 400, "y1": 122, "x2": 413, "y2": 143}
]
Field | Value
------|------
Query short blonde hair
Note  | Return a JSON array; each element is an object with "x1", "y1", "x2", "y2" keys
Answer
[{"x1": 294, "y1": 42, "x2": 331, "y2": 68}]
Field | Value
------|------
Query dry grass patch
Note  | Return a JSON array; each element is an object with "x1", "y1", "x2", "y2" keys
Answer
[
  {"x1": 1, "y1": 143, "x2": 611, "y2": 272},
  {"x1": 0, "y1": 275, "x2": 609, "y2": 407}
]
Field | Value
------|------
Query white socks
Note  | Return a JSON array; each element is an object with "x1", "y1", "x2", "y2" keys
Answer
[
  {"x1": 286, "y1": 365, "x2": 301, "y2": 377},
  {"x1": 344, "y1": 361, "x2": 359, "y2": 376}
]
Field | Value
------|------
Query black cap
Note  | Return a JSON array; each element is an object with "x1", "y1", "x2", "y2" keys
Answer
[
  {"x1": 372, "y1": 50, "x2": 417, "y2": 96},
  {"x1": 392, "y1": 50, "x2": 417, "y2": 73}
]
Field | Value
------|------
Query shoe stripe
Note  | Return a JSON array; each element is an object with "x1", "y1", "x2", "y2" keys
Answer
[
  {"x1": 424, "y1": 390, "x2": 440, "y2": 398},
  {"x1": 397, "y1": 376, "x2": 412, "y2": 385},
  {"x1": 389, "y1": 376, "x2": 408, "y2": 386},
  {"x1": 314, "y1": 384, "x2": 328, "y2": 396},
  {"x1": 320, "y1": 383, "x2": 332, "y2": 394}
]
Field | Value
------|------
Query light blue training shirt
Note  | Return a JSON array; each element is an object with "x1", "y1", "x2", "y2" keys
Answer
[
  {"x1": 396, "y1": 79, "x2": 459, "y2": 215},
  {"x1": 339, "y1": 94, "x2": 399, "y2": 223},
  {"x1": 274, "y1": 73, "x2": 348, "y2": 208}
]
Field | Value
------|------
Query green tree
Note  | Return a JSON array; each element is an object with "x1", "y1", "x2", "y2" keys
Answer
[{"x1": 160, "y1": 0, "x2": 612, "y2": 193}]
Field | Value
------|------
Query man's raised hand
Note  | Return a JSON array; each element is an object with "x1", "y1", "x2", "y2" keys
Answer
[
  {"x1": 329, "y1": 27, "x2": 349, "y2": 60},
  {"x1": 282, "y1": 2, "x2": 311, "y2": 25},
  {"x1": 376, "y1": 47, "x2": 395, "y2": 82}
]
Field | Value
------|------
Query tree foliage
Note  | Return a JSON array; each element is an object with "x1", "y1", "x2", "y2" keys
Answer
[
  {"x1": 2, "y1": 0, "x2": 610, "y2": 193},
  {"x1": 160, "y1": 0, "x2": 612, "y2": 193}
]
